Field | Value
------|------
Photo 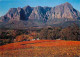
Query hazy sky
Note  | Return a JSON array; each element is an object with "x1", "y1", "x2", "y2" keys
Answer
[{"x1": 0, "y1": 0, "x2": 80, "y2": 17}]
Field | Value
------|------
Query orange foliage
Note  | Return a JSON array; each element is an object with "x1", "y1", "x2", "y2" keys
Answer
[
  {"x1": 15, "y1": 34, "x2": 28, "y2": 42},
  {"x1": 15, "y1": 34, "x2": 34, "y2": 42},
  {"x1": 0, "y1": 40, "x2": 80, "y2": 51},
  {"x1": 29, "y1": 32, "x2": 38, "y2": 38}
]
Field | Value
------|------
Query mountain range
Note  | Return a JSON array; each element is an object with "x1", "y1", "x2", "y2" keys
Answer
[{"x1": 0, "y1": 2, "x2": 80, "y2": 29}]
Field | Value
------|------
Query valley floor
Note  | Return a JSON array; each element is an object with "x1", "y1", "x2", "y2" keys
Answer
[{"x1": 0, "y1": 40, "x2": 80, "y2": 57}]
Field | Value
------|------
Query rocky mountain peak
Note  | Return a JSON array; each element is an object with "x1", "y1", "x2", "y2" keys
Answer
[
  {"x1": 0, "y1": 2, "x2": 80, "y2": 22},
  {"x1": 23, "y1": 5, "x2": 31, "y2": 10},
  {"x1": 63, "y1": 2, "x2": 73, "y2": 9},
  {"x1": 64, "y1": 2, "x2": 71, "y2": 5}
]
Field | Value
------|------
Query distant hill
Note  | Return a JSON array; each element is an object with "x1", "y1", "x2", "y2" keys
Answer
[{"x1": 0, "y1": 2, "x2": 80, "y2": 29}]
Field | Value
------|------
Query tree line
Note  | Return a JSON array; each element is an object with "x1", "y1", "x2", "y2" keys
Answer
[{"x1": 0, "y1": 24, "x2": 80, "y2": 45}]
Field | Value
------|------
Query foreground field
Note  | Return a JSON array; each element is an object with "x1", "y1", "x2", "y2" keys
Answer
[{"x1": 0, "y1": 40, "x2": 80, "y2": 57}]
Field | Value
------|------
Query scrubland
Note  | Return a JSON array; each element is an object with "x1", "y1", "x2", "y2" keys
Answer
[{"x1": 0, "y1": 40, "x2": 80, "y2": 57}]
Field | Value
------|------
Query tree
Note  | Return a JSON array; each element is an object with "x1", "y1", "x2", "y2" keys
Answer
[
  {"x1": 39, "y1": 28, "x2": 48, "y2": 39},
  {"x1": 60, "y1": 24, "x2": 80, "y2": 41}
]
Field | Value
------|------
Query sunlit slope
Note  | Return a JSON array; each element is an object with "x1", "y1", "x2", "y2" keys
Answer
[
  {"x1": 0, "y1": 40, "x2": 80, "y2": 57},
  {"x1": 0, "y1": 40, "x2": 80, "y2": 50}
]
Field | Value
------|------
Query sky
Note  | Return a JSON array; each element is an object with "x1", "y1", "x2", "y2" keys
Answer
[{"x1": 0, "y1": 0, "x2": 80, "y2": 17}]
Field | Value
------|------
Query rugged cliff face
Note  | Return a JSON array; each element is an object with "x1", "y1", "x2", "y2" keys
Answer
[
  {"x1": 0, "y1": 2, "x2": 80, "y2": 29},
  {"x1": 1, "y1": 2, "x2": 80, "y2": 22}
]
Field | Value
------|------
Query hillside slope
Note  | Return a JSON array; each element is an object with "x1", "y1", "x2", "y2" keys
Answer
[
  {"x1": 1, "y1": 2, "x2": 80, "y2": 21},
  {"x1": 0, "y1": 2, "x2": 80, "y2": 29}
]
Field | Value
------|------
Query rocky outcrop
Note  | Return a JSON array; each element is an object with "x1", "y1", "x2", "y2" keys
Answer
[
  {"x1": 1, "y1": 2, "x2": 80, "y2": 22},
  {"x1": 23, "y1": 6, "x2": 33, "y2": 20},
  {"x1": 5, "y1": 8, "x2": 26, "y2": 21},
  {"x1": 46, "y1": 2, "x2": 80, "y2": 19}
]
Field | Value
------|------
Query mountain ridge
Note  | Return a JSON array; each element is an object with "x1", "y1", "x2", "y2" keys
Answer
[
  {"x1": 1, "y1": 2, "x2": 80, "y2": 21},
  {"x1": 0, "y1": 2, "x2": 80, "y2": 29}
]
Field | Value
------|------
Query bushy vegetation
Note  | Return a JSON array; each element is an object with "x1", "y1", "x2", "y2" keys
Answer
[
  {"x1": 39, "y1": 24, "x2": 80, "y2": 40},
  {"x1": 0, "y1": 40, "x2": 80, "y2": 57},
  {"x1": 0, "y1": 23, "x2": 80, "y2": 45}
]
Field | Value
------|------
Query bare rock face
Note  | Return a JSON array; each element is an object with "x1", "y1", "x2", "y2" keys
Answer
[
  {"x1": 1, "y1": 2, "x2": 80, "y2": 22},
  {"x1": 3, "y1": 7, "x2": 26, "y2": 21},
  {"x1": 55, "y1": 2, "x2": 73, "y2": 19},
  {"x1": 46, "y1": 2, "x2": 80, "y2": 19},
  {"x1": 6, "y1": 8, "x2": 17, "y2": 19},
  {"x1": 17, "y1": 7, "x2": 26, "y2": 20},
  {"x1": 61, "y1": 2, "x2": 80, "y2": 19},
  {"x1": 29, "y1": 6, "x2": 51, "y2": 22},
  {"x1": 29, "y1": 6, "x2": 44, "y2": 20},
  {"x1": 23, "y1": 6, "x2": 33, "y2": 20},
  {"x1": 29, "y1": 2, "x2": 80, "y2": 20}
]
